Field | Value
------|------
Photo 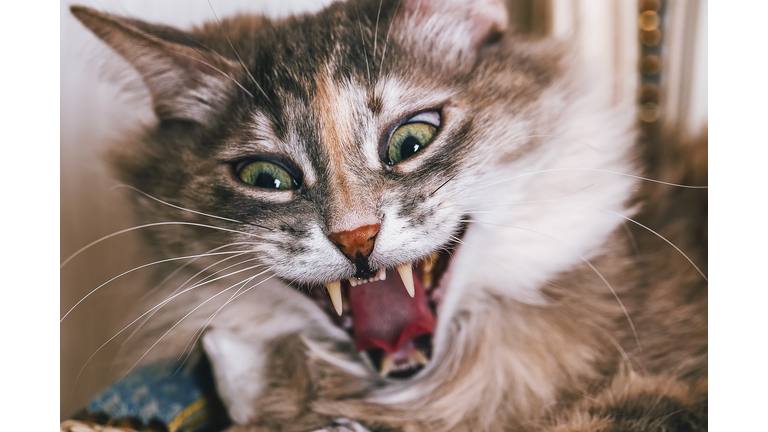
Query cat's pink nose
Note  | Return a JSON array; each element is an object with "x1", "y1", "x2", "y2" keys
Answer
[{"x1": 328, "y1": 223, "x2": 380, "y2": 262}]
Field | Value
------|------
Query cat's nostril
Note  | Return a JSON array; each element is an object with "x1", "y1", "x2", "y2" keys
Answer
[{"x1": 328, "y1": 223, "x2": 381, "y2": 262}]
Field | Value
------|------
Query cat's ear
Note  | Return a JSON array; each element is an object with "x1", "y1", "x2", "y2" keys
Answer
[
  {"x1": 397, "y1": 0, "x2": 508, "y2": 53},
  {"x1": 70, "y1": 6, "x2": 243, "y2": 126}
]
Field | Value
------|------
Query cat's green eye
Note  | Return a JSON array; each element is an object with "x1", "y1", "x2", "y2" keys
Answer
[
  {"x1": 238, "y1": 161, "x2": 297, "y2": 190},
  {"x1": 387, "y1": 112, "x2": 440, "y2": 165}
]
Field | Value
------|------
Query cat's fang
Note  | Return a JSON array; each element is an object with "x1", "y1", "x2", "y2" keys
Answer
[
  {"x1": 413, "y1": 349, "x2": 428, "y2": 367},
  {"x1": 325, "y1": 281, "x2": 343, "y2": 316},
  {"x1": 421, "y1": 252, "x2": 440, "y2": 290},
  {"x1": 380, "y1": 355, "x2": 395, "y2": 377},
  {"x1": 397, "y1": 263, "x2": 415, "y2": 298},
  {"x1": 423, "y1": 252, "x2": 440, "y2": 274}
]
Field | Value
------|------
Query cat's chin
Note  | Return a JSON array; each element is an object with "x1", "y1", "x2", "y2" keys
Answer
[{"x1": 288, "y1": 220, "x2": 468, "y2": 379}]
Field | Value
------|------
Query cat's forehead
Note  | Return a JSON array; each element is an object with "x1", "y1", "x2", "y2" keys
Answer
[{"x1": 223, "y1": 58, "x2": 454, "y2": 151}]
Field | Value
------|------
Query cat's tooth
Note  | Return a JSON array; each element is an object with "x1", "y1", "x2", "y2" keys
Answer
[
  {"x1": 422, "y1": 272, "x2": 433, "y2": 291},
  {"x1": 423, "y1": 252, "x2": 440, "y2": 273},
  {"x1": 397, "y1": 263, "x2": 415, "y2": 298},
  {"x1": 377, "y1": 268, "x2": 386, "y2": 281},
  {"x1": 413, "y1": 349, "x2": 428, "y2": 366},
  {"x1": 380, "y1": 355, "x2": 394, "y2": 377},
  {"x1": 422, "y1": 252, "x2": 439, "y2": 290},
  {"x1": 325, "y1": 281, "x2": 343, "y2": 316}
]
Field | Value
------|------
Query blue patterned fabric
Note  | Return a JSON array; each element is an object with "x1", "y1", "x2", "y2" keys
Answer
[{"x1": 85, "y1": 355, "x2": 230, "y2": 432}]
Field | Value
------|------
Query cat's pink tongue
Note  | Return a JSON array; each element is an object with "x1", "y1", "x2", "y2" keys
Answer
[{"x1": 349, "y1": 268, "x2": 435, "y2": 354}]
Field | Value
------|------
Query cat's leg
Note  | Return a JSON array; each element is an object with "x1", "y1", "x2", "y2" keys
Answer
[{"x1": 205, "y1": 328, "x2": 382, "y2": 432}]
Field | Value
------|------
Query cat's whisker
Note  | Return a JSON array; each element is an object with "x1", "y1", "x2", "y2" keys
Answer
[
  {"x1": 205, "y1": 0, "x2": 270, "y2": 101},
  {"x1": 118, "y1": 253, "x2": 264, "y2": 359},
  {"x1": 434, "y1": 134, "x2": 587, "y2": 201},
  {"x1": 432, "y1": 138, "x2": 564, "y2": 204},
  {"x1": 72, "y1": 262, "x2": 268, "y2": 391},
  {"x1": 462, "y1": 184, "x2": 596, "y2": 213},
  {"x1": 621, "y1": 221, "x2": 641, "y2": 258},
  {"x1": 437, "y1": 131, "x2": 705, "y2": 204},
  {"x1": 131, "y1": 33, "x2": 255, "y2": 99},
  {"x1": 438, "y1": 220, "x2": 643, "y2": 351},
  {"x1": 169, "y1": 263, "x2": 269, "y2": 296},
  {"x1": 175, "y1": 274, "x2": 281, "y2": 374},
  {"x1": 379, "y1": 0, "x2": 402, "y2": 71},
  {"x1": 602, "y1": 330, "x2": 634, "y2": 372},
  {"x1": 125, "y1": 272, "x2": 276, "y2": 379},
  {"x1": 118, "y1": 261, "x2": 271, "y2": 369},
  {"x1": 428, "y1": 173, "x2": 460, "y2": 198},
  {"x1": 112, "y1": 185, "x2": 274, "y2": 231},
  {"x1": 517, "y1": 134, "x2": 604, "y2": 153},
  {"x1": 139, "y1": 242, "x2": 259, "y2": 301},
  {"x1": 60, "y1": 221, "x2": 271, "y2": 270},
  {"x1": 373, "y1": 0, "x2": 383, "y2": 76},
  {"x1": 463, "y1": 199, "x2": 707, "y2": 282},
  {"x1": 354, "y1": 1, "x2": 372, "y2": 85},
  {"x1": 446, "y1": 167, "x2": 707, "y2": 203},
  {"x1": 179, "y1": 271, "x2": 278, "y2": 364},
  {"x1": 168, "y1": 256, "x2": 264, "y2": 301},
  {"x1": 443, "y1": 218, "x2": 641, "y2": 351},
  {"x1": 178, "y1": 277, "x2": 254, "y2": 362},
  {"x1": 60, "y1": 250, "x2": 259, "y2": 323},
  {"x1": 429, "y1": 229, "x2": 568, "y2": 292}
]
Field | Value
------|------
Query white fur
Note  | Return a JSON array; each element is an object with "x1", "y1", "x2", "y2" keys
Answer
[{"x1": 203, "y1": 328, "x2": 268, "y2": 424}]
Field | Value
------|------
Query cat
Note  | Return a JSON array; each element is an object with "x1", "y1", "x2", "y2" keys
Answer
[{"x1": 65, "y1": 0, "x2": 707, "y2": 430}]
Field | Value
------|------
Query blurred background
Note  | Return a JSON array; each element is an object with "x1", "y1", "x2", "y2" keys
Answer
[{"x1": 60, "y1": 0, "x2": 707, "y2": 420}]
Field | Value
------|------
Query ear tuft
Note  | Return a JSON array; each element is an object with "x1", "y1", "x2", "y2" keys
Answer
[{"x1": 70, "y1": 5, "x2": 243, "y2": 126}]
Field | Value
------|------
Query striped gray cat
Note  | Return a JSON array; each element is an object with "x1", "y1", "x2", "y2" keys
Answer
[{"x1": 69, "y1": 0, "x2": 707, "y2": 430}]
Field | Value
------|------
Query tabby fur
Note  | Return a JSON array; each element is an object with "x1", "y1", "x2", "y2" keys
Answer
[{"x1": 69, "y1": 1, "x2": 707, "y2": 430}]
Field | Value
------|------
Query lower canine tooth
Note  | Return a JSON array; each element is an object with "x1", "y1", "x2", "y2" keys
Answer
[
  {"x1": 397, "y1": 263, "x2": 415, "y2": 298},
  {"x1": 380, "y1": 355, "x2": 394, "y2": 377},
  {"x1": 423, "y1": 272, "x2": 433, "y2": 290},
  {"x1": 325, "y1": 281, "x2": 342, "y2": 316},
  {"x1": 423, "y1": 252, "x2": 439, "y2": 273},
  {"x1": 413, "y1": 349, "x2": 428, "y2": 366}
]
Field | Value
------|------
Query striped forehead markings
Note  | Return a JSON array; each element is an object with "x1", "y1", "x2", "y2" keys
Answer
[{"x1": 314, "y1": 68, "x2": 380, "y2": 231}]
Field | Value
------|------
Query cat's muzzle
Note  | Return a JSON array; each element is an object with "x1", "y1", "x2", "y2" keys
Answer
[{"x1": 296, "y1": 220, "x2": 469, "y2": 379}]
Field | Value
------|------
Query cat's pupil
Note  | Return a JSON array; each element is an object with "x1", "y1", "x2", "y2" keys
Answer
[
  {"x1": 401, "y1": 136, "x2": 421, "y2": 160},
  {"x1": 255, "y1": 173, "x2": 280, "y2": 189}
]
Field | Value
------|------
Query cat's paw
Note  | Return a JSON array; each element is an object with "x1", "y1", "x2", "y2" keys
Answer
[{"x1": 204, "y1": 327, "x2": 377, "y2": 430}]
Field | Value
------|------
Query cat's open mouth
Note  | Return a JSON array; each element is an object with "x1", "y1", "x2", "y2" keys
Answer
[{"x1": 299, "y1": 221, "x2": 468, "y2": 379}]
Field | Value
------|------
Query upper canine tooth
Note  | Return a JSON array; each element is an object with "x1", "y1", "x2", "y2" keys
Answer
[
  {"x1": 397, "y1": 263, "x2": 415, "y2": 298},
  {"x1": 380, "y1": 355, "x2": 395, "y2": 377},
  {"x1": 325, "y1": 281, "x2": 343, "y2": 316},
  {"x1": 413, "y1": 349, "x2": 428, "y2": 366}
]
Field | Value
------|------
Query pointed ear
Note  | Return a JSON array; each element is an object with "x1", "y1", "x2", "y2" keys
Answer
[
  {"x1": 70, "y1": 5, "x2": 244, "y2": 126},
  {"x1": 398, "y1": 0, "x2": 508, "y2": 54}
]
